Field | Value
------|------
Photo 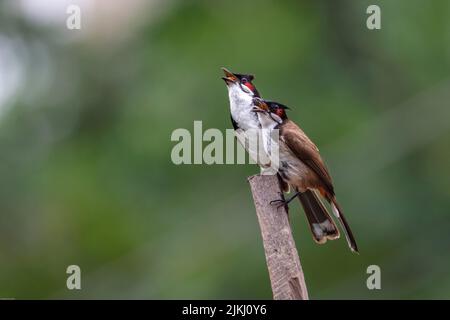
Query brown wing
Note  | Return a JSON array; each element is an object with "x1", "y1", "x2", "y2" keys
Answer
[{"x1": 280, "y1": 120, "x2": 335, "y2": 195}]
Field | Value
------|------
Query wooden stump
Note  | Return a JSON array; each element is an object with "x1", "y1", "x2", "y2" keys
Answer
[{"x1": 248, "y1": 174, "x2": 309, "y2": 300}]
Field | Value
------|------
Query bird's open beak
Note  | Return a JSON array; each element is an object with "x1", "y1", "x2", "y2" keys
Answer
[
  {"x1": 252, "y1": 106, "x2": 264, "y2": 113},
  {"x1": 252, "y1": 98, "x2": 268, "y2": 113},
  {"x1": 221, "y1": 67, "x2": 238, "y2": 84}
]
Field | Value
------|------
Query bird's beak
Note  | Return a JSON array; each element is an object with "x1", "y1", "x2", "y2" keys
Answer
[
  {"x1": 252, "y1": 107, "x2": 264, "y2": 113},
  {"x1": 252, "y1": 98, "x2": 268, "y2": 113},
  {"x1": 221, "y1": 67, "x2": 238, "y2": 84}
]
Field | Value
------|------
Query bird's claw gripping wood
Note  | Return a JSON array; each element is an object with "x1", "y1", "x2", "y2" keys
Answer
[
  {"x1": 270, "y1": 191, "x2": 301, "y2": 210},
  {"x1": 270, "y1": 198, "x2": 288, "y2": 210}
]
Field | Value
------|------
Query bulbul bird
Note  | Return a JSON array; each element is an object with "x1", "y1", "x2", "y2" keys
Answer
[
  {"x1": 222, "y1": 67, "x2": 260, "y2": 131},
  {"x1": 222, "y1": 68, "x2": 273, "y2": 171},
  {"x1": 252, "y1": 97, "x2": 358, "y2": 253}
]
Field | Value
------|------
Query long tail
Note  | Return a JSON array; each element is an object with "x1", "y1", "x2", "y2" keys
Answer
[
  {"x1": 330, "y1": 198, "x2": 359, "y2": 253},
  {"x1": 297, "y1": 190, "x2": 340, "y2": 244}
]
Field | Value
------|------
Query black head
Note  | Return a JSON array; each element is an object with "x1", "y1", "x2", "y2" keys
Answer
[
  {"x1": 221, "y1": 67, "x2": 260, "y2": 97},
  {"x1": 266, "y1": 101, "x2": 289, "y2": 120}
]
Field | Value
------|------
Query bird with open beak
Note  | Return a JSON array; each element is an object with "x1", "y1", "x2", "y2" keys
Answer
[
  {"x1": 252, "y1": 97, "x2": 358, "y2": 253},
  {"x1": 221, "y1": 67, "x2": 271, "y2": 171},
  {"x1": 221, "y1": 67, "x2": 260, "y2": 130}
]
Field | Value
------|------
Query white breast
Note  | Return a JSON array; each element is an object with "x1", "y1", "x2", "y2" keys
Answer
[{"x1": 228, "y1": 84, "x2": 259, "y2": 130}]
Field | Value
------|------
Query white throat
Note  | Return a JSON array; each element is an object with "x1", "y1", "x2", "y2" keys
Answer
[
  {"x1": 257, "y1": 112, "x2": 279, "y2": 156},
  {"x1": 227, "y1": 83, "x2": 259, "y2": 130}
]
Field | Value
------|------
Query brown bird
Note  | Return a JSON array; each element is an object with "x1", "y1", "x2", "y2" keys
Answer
[{"x1": 252, "y1": 97, "x2": 358, "y2": 253}]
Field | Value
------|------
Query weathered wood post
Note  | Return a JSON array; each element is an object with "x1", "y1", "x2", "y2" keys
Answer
[{"x1": 248, "y1": 174, "x2": 309, "y2": 300}]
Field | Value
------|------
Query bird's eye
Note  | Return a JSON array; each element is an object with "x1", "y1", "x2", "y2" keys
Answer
[{"x1": 241, "y1": 78, "x2": 247, "y2": 84}]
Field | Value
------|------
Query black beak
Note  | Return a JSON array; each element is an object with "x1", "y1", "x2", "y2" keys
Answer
[
  {"x1": 252, "y1": 97, "x2": 268, "y2": 113},
  {"x1": 252, "y1": 106, "x2": 265, "y2": 113},
  {"x1": 221, "y1": 67, "x2": 238, "y2": 84}
]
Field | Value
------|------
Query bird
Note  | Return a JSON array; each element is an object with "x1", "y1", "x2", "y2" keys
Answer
[
  {"x1": 221, "y1": 67, "x2": 272, "y2": 172},
  {"x1": 252, "y1": 97, "x2": 358, "y2": 253},
  {"x1": 221, "y1": 67, "x2": 260, "y2": 130}
]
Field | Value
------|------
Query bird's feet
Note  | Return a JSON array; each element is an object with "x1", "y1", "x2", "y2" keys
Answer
[
  {"x1": 270, "y1": 193, "x2": 289, "y2": 210},
  {"x1": 269, "y1": 191, "x2": 301, "y2": 210}
]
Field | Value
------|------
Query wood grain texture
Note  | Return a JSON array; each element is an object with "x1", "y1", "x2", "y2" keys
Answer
[{"x1": 248, "y1": 174, "x2": 309, "y2": 300}]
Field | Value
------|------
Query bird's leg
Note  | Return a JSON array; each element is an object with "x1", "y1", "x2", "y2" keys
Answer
[
  {"x1": 269, "y1": 192, "x2": 288, "y2": 211},
  {"x1": 270, "y1": 191, "x2": 301, "y2": 209}
]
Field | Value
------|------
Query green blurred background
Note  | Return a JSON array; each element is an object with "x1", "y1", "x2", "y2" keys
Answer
[{"x1": 1, "y1": 0, "x2": 449, "y2": 299}]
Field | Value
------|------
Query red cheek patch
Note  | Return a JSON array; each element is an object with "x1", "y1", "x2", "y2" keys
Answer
[{"x1": 244, "y1": 82, "x2": 255, "y2": 91}]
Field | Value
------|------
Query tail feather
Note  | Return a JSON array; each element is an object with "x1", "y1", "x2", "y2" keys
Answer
[
  {"x1": 330, "y1": 199, "x2": 359, "y2": 253},
  {"x1": 297, "y1": 190, "x2": 340, "y2": 244}
]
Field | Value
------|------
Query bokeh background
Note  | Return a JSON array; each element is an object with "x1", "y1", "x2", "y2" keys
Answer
[{"x1": 1, "y1": 0, "x2": 450, "y2": 299}]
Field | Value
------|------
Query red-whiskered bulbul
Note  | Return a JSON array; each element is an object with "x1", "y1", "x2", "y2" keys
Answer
[
  {"x1": 222, "y1": 68, "x2": 275, "y2": 172},
  {"x1": 222, "y1": 67, "x2": 260, "y2": 130},
  {"x1": 252, "y1": 97, "x2": 358, "y2": 253}
]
